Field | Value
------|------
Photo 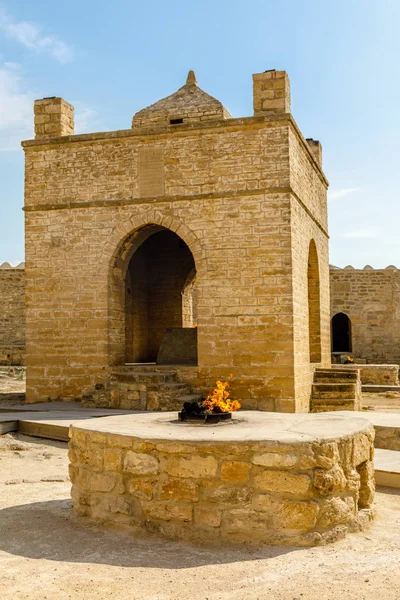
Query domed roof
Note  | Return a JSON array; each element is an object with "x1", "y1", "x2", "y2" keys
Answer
[{"x1": 132, "y1": 70, "x2": 231, "y2": 128}]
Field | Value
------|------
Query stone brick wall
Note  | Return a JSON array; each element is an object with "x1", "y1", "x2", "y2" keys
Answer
[
  {"x1": 330, "y1": 266, "x2": 400, "y2": 363},
  {"x1": 0, "y1": 265, "x2": 25, "y2": 365},
  {"x1": 23, "y1": 71, "x2": 329, "y2": 410}
]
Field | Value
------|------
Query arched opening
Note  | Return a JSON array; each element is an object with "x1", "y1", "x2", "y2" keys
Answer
[
  {"x1": 307, "y1": 240, "x2": 321, "y2": 363},
  {"x1": 113, "y1": 225, "x2": 197, "y2": 365},
  {"x1": 331, "y1": 312, "x2": 352, "y2": 353}
]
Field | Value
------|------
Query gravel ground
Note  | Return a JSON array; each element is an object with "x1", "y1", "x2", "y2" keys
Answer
[{"x1": 0, "y1": 433, "x2": 399, "y2": 600}]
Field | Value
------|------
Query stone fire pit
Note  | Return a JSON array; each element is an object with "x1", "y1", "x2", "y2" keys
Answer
[{"x1": 68, "y1": 411, "x2": 375, "y2": 546}]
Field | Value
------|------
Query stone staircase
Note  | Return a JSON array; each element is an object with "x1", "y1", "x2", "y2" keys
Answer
[
  {"x1": 82, "y1": 365, "x2": 202, "y2": 411},
  {"x1": 311, "y1": 368, "x2": 361, "y2": 412}
]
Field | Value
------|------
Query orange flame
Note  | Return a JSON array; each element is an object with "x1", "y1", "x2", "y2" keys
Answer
[{"x1": 203, "y1": 379, "x2": 241, "y2": 413}]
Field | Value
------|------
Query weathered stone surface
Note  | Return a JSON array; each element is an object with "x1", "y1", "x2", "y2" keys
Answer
[
  {"x1": 317, "y1": 497, "x2": 355, "y2": 529},
  {"x1": 159, "y1": 478, "x2": 198, "y2": 502},
  {"x1": 144, "y1": 502, "x2": 192, "y2": 522},
  {"x1": 252, "y1": 452, "x2": 297, "y2": 469},
  {"x1": 107, "y1": 496, "x2": 140, "y2": 516},
  {"x1": 194, "y1": 507, "x2": 222, "y2": 528},
  {"x1": 357, "y1": 460, "x2": 375, "y2": 508},
  {"x1": 203, "y1": 485, "x2": 253, "y2": 504},
  {"x1": 124, "y1": 452, "x2": 159, "y2": 475},
  {"x1": 146, "y1": 391, "x2": 159, "y2": 411},
  {"x1": 274, "y1": 500, "x2": 319, "y2": 530},
  {"x1": 68, "y1": 463, "x2": 78, "y2": 483},
  {"x1": 127, "y1": 478, "x2": 156, "y2": 500},
  {"x1": 103, "y1": 448, "x2": 122, "y2": 472},
  {"x1": 312, "y1": 442, "x2": 340, "y2": 469},
  {"x1": 255, "y1": 470, "x2": 311, "y2": 497},
  {"x1": 221, "y1": 461, "x2": 251, "y2": 482},
  {"x1": 165, "y1": 455, "x2": 218, "y2": 479},
  {"x1": 353, "y1": 433, "x2": 373, "y2": 466},
  {"x1": 223, "y1": 508, "x2": 271, "y2": 537},
  {"x1": 313, "y1": 465, "x2": 346, "y2": 496},
  {"x1": 90, "y1": 473, "x2": 116, "y2": 493}
]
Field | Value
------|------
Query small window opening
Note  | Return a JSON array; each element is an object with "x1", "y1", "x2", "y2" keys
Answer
[{"x1": 170, "y1": 118, "x2": 183, "y2": 125}]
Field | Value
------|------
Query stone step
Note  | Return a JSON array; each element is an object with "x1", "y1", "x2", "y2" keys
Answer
[
  {"x1": 314, "y1": 369, "x2": 359, "y2": 383},
  {"x1": 311, "y1": 400, "x2": 356, "y2": 412},
  {"x1": 113, "y1": 371, "x2": 178, "y2": 384},
  {"x1": 374, "y1": 448, "x2": 400, "y2": 489},
  {"x1": 362, "y1": 384, "x2": 400, "y2": 393},
  {"x1": 312, "y1": 383, "x2": 358, "y2": 399},
  {"x1": 124, "y1": 364, "x2": 196, "y2": 372}
]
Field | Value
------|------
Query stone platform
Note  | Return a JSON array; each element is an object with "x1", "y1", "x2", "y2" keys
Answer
[{"x1": 69, "y1": 411, "x2": 375, "y2": 546}]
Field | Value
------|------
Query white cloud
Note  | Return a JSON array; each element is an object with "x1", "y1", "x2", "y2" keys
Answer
[
  {"x1": 0, "y1": 8, "x2": 73, "y2": 63},
  {"x1": 74, "y1": 105, "x2": 97, "y2": 134},
  {"x1": 0, "y1": 62, "x2": 97, "y2": 150},
  {"x1": 329, "y1": 187, "x2": 360, "y2": 200},
  {"x1": 0, "y1": 62, "x2": 33, "y2": 150},
  {"x1": 340, "y1": 227, "x2": 381, "y2": 239}
]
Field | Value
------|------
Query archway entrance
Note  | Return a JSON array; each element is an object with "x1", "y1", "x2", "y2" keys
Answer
[
  {"x1": 124, "y1": 227, "x2": 196, "y2": 364},
  {"x1": 331, "y1": 312, "x2": 352, "y2": 353}
]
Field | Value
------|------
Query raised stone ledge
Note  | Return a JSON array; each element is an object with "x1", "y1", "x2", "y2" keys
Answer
[
  {"x1": 69, "y1": 411, "x2": 375, "y2": 547},
  {"x1": 332, "y1": 364, "x2": 399, "y2": 386}
]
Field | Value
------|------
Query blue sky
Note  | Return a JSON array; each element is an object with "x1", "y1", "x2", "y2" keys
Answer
[{"x1": 0, "y1": 0, "x2": 399, "y2": 267}]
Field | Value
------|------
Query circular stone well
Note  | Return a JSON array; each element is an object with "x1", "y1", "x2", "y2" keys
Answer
[{"x1": 68, "y1": 411, "x2": 375, "y2": 546}]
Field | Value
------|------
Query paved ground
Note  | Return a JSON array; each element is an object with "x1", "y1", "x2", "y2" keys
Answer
[
  {"x1": 0, "y1": 433, "x2": 400, "y2": 600},
  {"x1": 362, "y1": 391, "x2": 400, "y2": 413}
]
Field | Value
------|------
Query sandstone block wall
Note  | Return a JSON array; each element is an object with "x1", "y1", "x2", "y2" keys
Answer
[
  {"x1": 69, "y1": 421, "x2": 375, "y2": 546},
  {"x1": 330, "y1": 266, "x2": 400, "y2": 363},
  {"x1": 0, "y1": 265, "x2": 25, "y2": 365}
]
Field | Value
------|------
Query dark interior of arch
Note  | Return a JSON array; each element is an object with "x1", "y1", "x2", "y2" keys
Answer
[
  {"x1": 125, "y1": 229, "x2": 196, "y2": 363},
  {"x1": 331, "y1": 312, "x2": 352, "y2": 353}
]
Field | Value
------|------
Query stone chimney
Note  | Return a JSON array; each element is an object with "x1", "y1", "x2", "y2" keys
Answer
[
  {"x1": 252, "y1": 70, "x2": 291, "y2": 116},
  {"x1": 34, "y1": 97, "x2": 74, "y2": 140},
  {"x1": 306, "y1": 138, "x2": 323, "y2": 168}
]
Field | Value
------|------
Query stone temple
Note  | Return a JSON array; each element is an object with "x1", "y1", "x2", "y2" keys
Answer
[
  {"x1": 22, "y1": 69, "x2": 331, "y2": 413},
  {"x1": 10, "y1": 68, "x2": 381, "y2": 548}
]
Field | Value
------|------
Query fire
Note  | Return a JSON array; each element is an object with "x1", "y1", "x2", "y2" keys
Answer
[{"x1": 203, "y1": 379, "x2": 241, "y2": 413}]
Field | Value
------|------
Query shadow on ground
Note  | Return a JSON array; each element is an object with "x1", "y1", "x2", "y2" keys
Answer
[{"x1": 0, "y1": 498, "x2": 297, "y2": 568}]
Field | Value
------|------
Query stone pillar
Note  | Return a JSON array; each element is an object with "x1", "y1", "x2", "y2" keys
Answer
[
  {"x1": 34, "y1": 97, "x2": 74, "y2": 140},
  {"x1": 306, "y1": 138, "x2": 323, "y2": 168},
  {"x1": 252, "y1": 70, "x2": 291, "y2": 116}
]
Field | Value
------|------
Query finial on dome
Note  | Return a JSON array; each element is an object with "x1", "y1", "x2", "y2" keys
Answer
[{"x1": 186, "y1": 70, "x2": 198, "y2": 86}]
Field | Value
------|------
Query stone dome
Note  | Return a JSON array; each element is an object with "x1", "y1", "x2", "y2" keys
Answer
[{"x1": 132, "y1": 70, "x2": 231, "y2": 128}]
